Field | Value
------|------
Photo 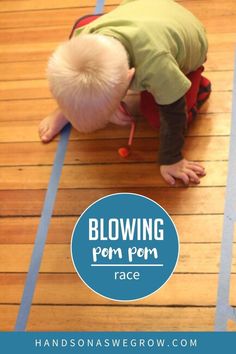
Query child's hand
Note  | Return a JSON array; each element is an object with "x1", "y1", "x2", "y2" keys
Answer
[{"x1": 160, "y1": 159, "x2": 206, "y2": 186}]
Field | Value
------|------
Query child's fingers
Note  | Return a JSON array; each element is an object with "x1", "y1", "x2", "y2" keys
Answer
[
  {"x1": 175, "y1": 171, "x2": 190, "y2": 185},
  {"x1": 160, "y1": 170, "x2": 176, "y2": 185},
  {"x1": 164, "y1": 173, "x2": 176, "y2": 186},
  {"x1": 188, "y1": 161, "x2": 204, "y2": 167},
  {"x1": 188, "y1": 161, "x2": 205, "y2": 170},
  {"x1": 183, "y1": 168, "x2": 200, "y2": 184},
  {"x1": 188, "y1": 163, "x2": 206, "y2": 176}
]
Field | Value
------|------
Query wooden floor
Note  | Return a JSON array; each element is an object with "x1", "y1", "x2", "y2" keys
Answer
[{"x1": 0, "y1": 0, "x2": 236, "y2": 331}]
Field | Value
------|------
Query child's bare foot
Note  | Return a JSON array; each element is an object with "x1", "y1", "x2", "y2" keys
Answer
[{"x1": 39, "y1": 110, "x2": 68, "y2": 143}]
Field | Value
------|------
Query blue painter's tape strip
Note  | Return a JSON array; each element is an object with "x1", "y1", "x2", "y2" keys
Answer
[
  {"x1": 95, "y1": 0, "x2": 105, "y2": 13},
  {"x1": 15, "y1": 0, "x2": 105, "y2": 332},
  {"x1": 15, "y1": 124, "x2": 71, "y2": 331},
  {"x1": 215, "y1": 51, "x2": 236, "y2": 331}
]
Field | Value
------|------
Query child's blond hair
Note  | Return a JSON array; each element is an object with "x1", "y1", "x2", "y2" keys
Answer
[{"x1": 47, "y1": 34, "x2": 129, "y2": 132}]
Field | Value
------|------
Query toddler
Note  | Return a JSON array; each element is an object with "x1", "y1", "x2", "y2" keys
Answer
[{"x1": 39, "y1": 0, "x2": 211, "y2": 185}]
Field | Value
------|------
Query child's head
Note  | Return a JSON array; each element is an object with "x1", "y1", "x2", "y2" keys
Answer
[{"x1": 47, "y1": 34, "x2": 133, "y2": 132}]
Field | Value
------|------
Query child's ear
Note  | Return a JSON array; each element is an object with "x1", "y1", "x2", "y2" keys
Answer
[{"x1": 127, "y1": 67, "x2": 135, "y2": 83}]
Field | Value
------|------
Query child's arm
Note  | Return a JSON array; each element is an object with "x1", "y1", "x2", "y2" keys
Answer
[{"x1": 158, "y1": 97, "x2": 205, "y2": 185}]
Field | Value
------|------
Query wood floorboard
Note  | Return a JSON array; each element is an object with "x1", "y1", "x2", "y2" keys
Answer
[{"x1": 0, "y1": 0, "x2": 234, "y2": 331}]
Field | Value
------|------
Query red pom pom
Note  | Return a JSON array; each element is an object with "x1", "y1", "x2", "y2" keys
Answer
[{"x1": 118, "y1": 147, "x2": 130, "y2": 158}]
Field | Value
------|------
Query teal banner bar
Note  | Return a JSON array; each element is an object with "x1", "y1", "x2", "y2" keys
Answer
[{"x1": 0, "y1": 332, "x2": 235, "y2": 354}]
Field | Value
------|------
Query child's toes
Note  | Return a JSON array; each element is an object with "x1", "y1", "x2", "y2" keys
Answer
[
  {"x1": 40, "y1": 129, "x2": 54, "y2": 143},
  {"x1": 39, "y1": 121, "x2": 48, "y2": 135},
  {"x1": 38, "y1": 121, "x2": 51, "y2": 141},
  {"x1": 40, "y1": 133, "x2": 49, "y2": 143},
  {"x1": 39, "y1": 128, "x2": 47, "y2": 140},
  {"x1": 39, "y1": 127, "x2": 50, "y2": 142}
]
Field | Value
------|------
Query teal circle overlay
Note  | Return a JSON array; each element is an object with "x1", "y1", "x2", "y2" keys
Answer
[{"x1": 71, "y1": 193, "x2": 179, "y2": 301}]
